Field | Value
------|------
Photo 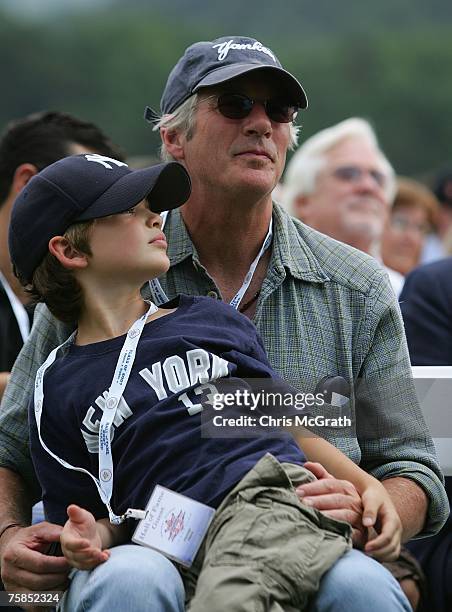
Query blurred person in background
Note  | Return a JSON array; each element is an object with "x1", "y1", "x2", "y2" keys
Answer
[
  {"x1": 401, "y1": 256, "x2": 452, "y2": 366},
  {"x1": 282, "y1": 117, "x2": 405, "y2": 295},
  {"x1": 400, "y1": 258, "x2": 452, "y2": 612},
  {"x1": 382, "y1": 177, "x2": 439, "y2": 277},
  {"x1": 421, "y1": 168, "x2": 452, "y2": 264},
  {"x1": 0, "y1": 111, "x2": 124, "y2": 401}
]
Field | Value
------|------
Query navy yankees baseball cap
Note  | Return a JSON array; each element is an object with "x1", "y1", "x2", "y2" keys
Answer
[
  {"x1": 9, "y1": 154, "x2": 191, "y2": 283},
  {"x1": 145, "y1": 36, "x2": 308, "y2": 123}
]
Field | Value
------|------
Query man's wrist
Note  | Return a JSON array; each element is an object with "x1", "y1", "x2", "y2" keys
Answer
[
  {"x1": 0, "y1": 523, "x2": 25, "y2": 552},
  {"x1": 383, "y1": 476, "x2": 428, "y2": 541},
  {"x1": 0, "y1": 522, "x2": 25, "y2": 539}
]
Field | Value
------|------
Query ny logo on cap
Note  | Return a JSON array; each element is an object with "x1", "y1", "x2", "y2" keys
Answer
[{"x1": 85, "y1": 154, "x2": 128, "y2": 170}]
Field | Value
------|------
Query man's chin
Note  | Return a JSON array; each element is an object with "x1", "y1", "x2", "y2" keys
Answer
[{"x1": 232, "y1": 168, "x2": 277, "y2": 198}]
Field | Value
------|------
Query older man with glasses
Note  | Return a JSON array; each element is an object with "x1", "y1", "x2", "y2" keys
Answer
[
  {"x1": 0, "y1": 37, "x2": 447, "y2": 611},
  {"x1": 282, "y1": 117, "x2": 405, "y2": 295}
]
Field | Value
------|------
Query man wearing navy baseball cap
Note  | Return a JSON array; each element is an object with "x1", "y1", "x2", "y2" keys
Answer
[
  {"x1": 145, "y1": 36, "x2": 307, "y2": 122},
  {"x1": 1, "y1": 36, "x2": 447, "y2": 612}
]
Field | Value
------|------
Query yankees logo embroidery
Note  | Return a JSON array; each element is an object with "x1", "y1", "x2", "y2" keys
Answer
[
  {"x1": 84, "y1": 153, "x2": 128, "y2": 170},
  {"x1": 212, "y1": 39, "x2": 276, "y2": 62}
]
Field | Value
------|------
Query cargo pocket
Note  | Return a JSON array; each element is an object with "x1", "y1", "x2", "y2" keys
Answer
[{"x1": 207, "y1": 495, "x2": 350, "y2": 610}]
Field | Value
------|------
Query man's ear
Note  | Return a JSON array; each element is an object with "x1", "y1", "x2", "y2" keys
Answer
[
  {"x1": 11, "y1": 163, "x2": 39, "y2": 196},
  {"x1": 48, "y1": 236, "x2": 89, "y2": 270},
  {"x1": 160, "y1": 128, "x2": 186, "y2": 161}
]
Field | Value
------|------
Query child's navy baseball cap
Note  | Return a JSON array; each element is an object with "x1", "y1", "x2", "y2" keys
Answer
[
  {"x1": 9, "y1": 154, "x2": 191, "y2": 284},
  {"x1": 145, "y1": 35, "x2": 308, "y2": 123}
]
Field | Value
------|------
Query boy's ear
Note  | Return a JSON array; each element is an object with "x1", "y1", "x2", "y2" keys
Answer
[
  {"x1": 11, "y1": 163, "x2": 39, "y2": 196},
  {"x1": 160, "y1": 127, "x2": 185, "y2": 161},
  {"x1": 48, "y1": 236, "x2": 89, "y2": 270}
]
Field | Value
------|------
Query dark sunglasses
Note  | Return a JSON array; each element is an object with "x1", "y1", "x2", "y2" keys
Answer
[{"x1": 210, "y1": 93, "x2": 299, "y2": 123}]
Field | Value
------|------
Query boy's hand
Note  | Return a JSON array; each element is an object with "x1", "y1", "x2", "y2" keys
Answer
[
  {"x1": 360, "y1": 483, "x2": 402, "y2": 562},
  {"x1": 60, "y1": 505, "x2": 110, "y2": 570}
]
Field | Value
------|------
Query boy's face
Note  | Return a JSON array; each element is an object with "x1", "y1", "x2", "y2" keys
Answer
[{"x1": 86, "y1": 200, "x2": 169, "y2": 284}]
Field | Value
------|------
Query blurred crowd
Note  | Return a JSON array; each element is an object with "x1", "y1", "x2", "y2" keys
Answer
[{"x1": 278, "y1": 117, "x2": 452, "y2": 297}]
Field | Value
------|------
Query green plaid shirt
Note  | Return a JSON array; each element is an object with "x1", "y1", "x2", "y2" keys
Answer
[{"x1": 0, "y1": 204, "x2": 448, "y2": 535}]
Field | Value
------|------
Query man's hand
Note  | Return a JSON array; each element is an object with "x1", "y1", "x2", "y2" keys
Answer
[
  {"x1": 0, "y1": 522, "x2": 70, "y2": 593},
  {"x1": 297, "y1": 461, "x2": 367, "y2": 548}
]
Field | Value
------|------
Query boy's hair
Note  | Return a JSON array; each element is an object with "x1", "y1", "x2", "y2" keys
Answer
[
  {"x1": 0, "y1": 111, "x2": 125, "y2": 206},
  {"x1": 28, "y1": 221, "x2": 94, "y2": 324}
]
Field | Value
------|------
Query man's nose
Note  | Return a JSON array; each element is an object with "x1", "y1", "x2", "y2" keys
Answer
[
  {"x1": 355, "y1": 170, "x2": 382, "y2": 194},
  {"x1": 242, "y1": 102, "x2": 272, "y2": 138}
]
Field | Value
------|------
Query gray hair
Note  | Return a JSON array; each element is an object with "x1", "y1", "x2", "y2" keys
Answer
[
  {"x1": 154, "y1": 95, "x2": 199, "y2": 162},
  {"x1": 156, "y1": 93, "x2": 300, "y2": 161},
  {"x1": 281, "y1": 117, "x2": 396, "y2": 213}
]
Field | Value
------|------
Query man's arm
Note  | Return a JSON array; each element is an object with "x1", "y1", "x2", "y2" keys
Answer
[
  {"x1": 297, "y1": 269, "x2": 449, "y2": 541},
  {"x1": 355, "y1": 269, "x2": 449, "y2": 537},
  {"x1": 0, "y1": 304, "x2": 73, "y2": 593},
  {"x1": 382, "y1": 477, "x2": 428, "y2": 542},
  {"x1": 0, "y1": 468, "x2": 31, "y2": 535},
  {"x1": 0, "y1": 468, "x2": 69, "y2": 593},
  {"x1": 0, "y1": 303, "x2": 73, "y2": 493}
]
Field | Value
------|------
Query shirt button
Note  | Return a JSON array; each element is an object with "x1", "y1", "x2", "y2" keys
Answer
[{"x1": 207, "y1": 290, "x2": 219, "y2": 299}]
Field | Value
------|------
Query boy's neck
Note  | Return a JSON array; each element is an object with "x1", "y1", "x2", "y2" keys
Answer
[{"x1": 76, "y1": 290, "x2": 148, "y2": 345}]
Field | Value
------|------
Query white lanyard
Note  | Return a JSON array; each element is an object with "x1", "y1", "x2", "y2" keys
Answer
[
  {"x1": 148, "y1": 211, "x2": 169, "y2": 305},
  {"x1": 33, "y1": 300, "x2": 158, "y2": 524},
  {"x1": 0, "y1": 270, "x2": 30, "y2": 343},
  {"x1": 148, "y1": 212, "x2": 273, "y2": 311},
  {"x1": 229, "y1": 219, "x2": 273, "y2": 310}
]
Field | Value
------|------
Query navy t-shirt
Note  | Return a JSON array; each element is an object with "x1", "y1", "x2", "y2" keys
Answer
[{"x1": 29, "y1": 295, "x2": 305, "y2": 525}]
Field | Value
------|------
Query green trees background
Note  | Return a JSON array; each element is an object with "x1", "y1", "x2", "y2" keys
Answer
[{"x1": 2, "y1": 0, "x2": 452, "y2": 178}]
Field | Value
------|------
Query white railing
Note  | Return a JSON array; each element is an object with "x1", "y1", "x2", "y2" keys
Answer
[{"x1": 412, "y1": 366, "x2": 452, "y2": 476}]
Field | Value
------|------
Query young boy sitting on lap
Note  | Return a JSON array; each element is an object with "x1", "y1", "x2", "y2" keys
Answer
[{"x1": 9, "y1": 154, "x2": 402, "y2": 611}]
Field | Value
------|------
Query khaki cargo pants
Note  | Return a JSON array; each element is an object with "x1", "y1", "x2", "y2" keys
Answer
[{"x1": 182, "y1": 453, "x2": 352, "y2": 612}]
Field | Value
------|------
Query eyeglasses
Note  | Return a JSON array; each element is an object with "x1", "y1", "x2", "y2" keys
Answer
[
  {"x1": 208, "y1": 93, "x2": 299, "y2": 123},
  {"x1": 332, "y1": 165, "x2": 387, "y2": 189},
  {"x1": 391, "y1": 215, "x2": 430, "y2": 236}
]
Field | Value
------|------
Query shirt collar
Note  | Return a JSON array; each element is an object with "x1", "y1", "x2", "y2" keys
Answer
[
  {"x1": 270, "y1": 203, "x2": 330, "y2": 283},
  {"x1": 164, "y1": 207, "x2": 197, "y2": 266},
  {"x1": 163, "y1": 203, "x2": 330, "y2": 283}
]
